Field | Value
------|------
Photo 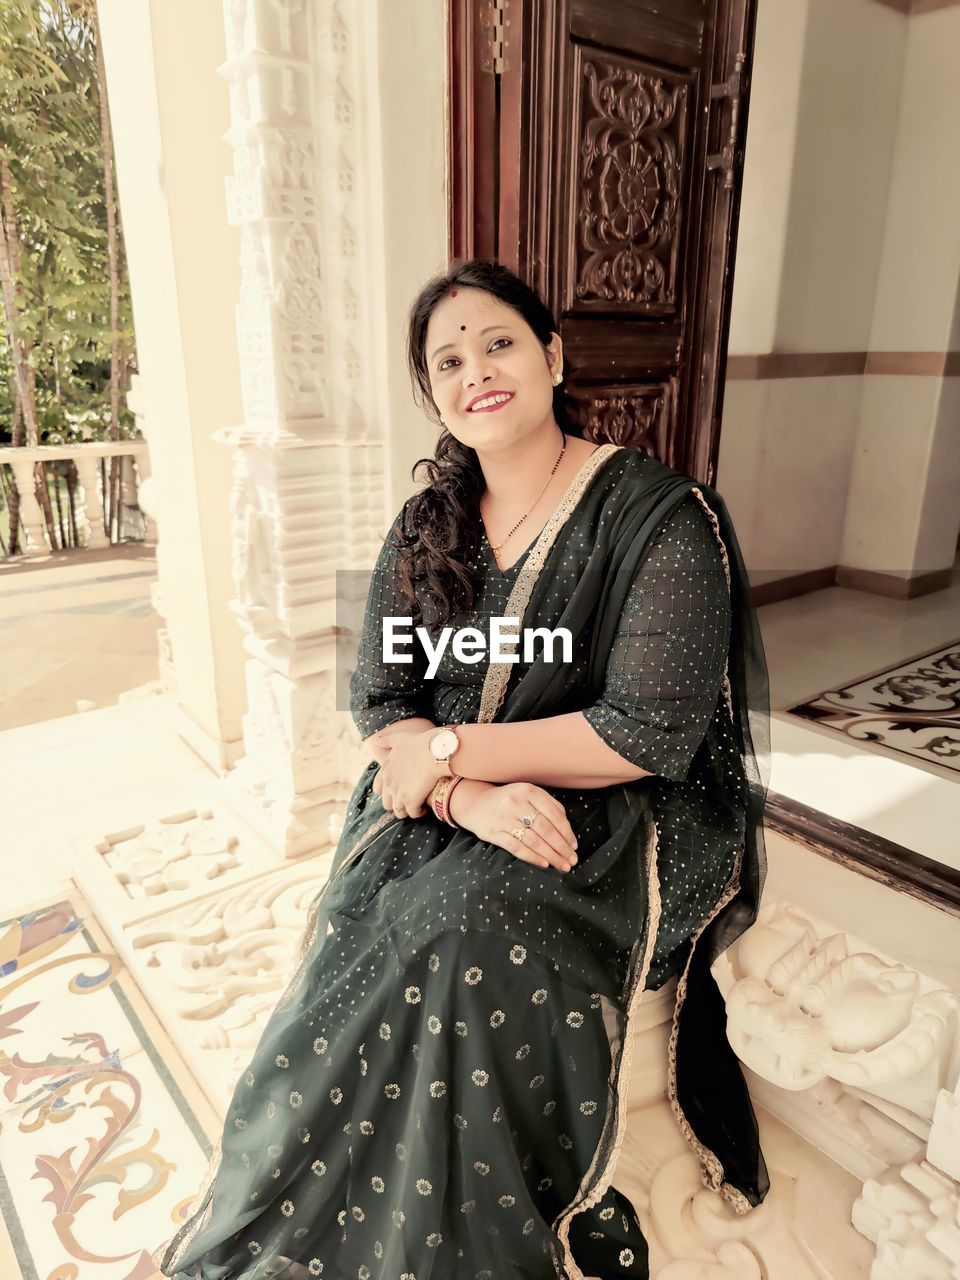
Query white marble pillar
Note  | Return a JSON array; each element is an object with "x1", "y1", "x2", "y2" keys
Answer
[
  {"x1": 96, "y1": 0, "x2": 248, "y2": 771},
  {"x1": 213, "y1": 0, "x2": 447, "y2": 857}
]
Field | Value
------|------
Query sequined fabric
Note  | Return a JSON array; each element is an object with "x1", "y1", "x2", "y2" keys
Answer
[{"x1": 154, "y1": 445, "x2": 769, "y2": 1280}]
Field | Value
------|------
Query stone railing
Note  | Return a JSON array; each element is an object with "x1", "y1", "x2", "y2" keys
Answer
[{"x1": 1, "y1": 440, "x2": 153, "y2": 557}]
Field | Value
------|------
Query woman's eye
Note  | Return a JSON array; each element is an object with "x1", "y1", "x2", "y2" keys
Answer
[{"x1": 438, "y1": 338, "x2": 511, "y2": 372}]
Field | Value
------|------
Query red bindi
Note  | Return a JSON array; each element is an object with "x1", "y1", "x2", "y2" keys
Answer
[{"x1": 451, "y1": 289, "x2": 458, "y2": 297}]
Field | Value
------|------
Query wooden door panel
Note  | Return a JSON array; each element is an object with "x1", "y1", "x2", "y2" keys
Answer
[{"x1": 450, "y1": 0, "x2": 756, "y2": 484}]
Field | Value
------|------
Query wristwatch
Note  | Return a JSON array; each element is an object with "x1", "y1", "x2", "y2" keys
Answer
[{"x1": 428, "y1": 725, "x2": 461, "y2": 777}]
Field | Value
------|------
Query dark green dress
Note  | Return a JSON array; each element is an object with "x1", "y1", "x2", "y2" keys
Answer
[{"x1": 154, "y1": 443, "x2": 770, "y2": 1280}]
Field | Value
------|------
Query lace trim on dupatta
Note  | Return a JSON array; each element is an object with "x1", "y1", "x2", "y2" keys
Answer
[
  {"x1": 151, "y1": 1133, "x2": 224, "y2": 1273},
  {"x1": 664, "y1": 844, "x2": 752, "y2": 1216},
  {"x1": 666, "y1": 484, "x2": 753, "y2": 1216},
  {"x1": 552, "y1": 791, "x2": 663, "y2": 1279},
  {"x1": 477, "y1": 443, "x2": 622, "y2": 725}
]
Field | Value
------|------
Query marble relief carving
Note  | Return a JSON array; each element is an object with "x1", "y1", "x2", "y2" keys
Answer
[
  {"x1": 717, "y1": 900, "x2": 960, "y2": 1274},
  {"x1": 722, "y1": 901, "x2": 958, "y2": 1120},
  {"x1": 127, "y1": 860, "x2": 333, "y2": 1108},
  {"x1": 574, "y1": 53, "x2": 687, "y2": 308}
]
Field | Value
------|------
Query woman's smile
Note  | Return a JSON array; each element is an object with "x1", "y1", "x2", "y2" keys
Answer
[{"x1": 467, "y1": 391, "x2": 516, "y2": 414}]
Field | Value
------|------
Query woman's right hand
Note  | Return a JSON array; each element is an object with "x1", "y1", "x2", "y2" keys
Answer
[{"x1": 450, "y1": 780, "x2": 579, "y2": 874}]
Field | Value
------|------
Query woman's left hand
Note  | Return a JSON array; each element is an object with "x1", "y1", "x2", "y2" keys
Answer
[{"x1": 370, "y1": 726, "x2": 439, "y2": 819}]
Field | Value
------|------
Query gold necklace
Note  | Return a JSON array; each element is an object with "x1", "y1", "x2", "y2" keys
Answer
[{"x1": 483, "y1": 430, "x2": 566, "y2": 560}]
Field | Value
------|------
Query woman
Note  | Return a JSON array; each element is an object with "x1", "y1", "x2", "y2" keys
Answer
[{"x1": 154, "y1": 259, "x2": 771, "y2": 1280}]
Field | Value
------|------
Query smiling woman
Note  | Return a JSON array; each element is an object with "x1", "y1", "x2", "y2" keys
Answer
[{"x1": 154, "y1": 259, "x2": 772, "y2": 1280}]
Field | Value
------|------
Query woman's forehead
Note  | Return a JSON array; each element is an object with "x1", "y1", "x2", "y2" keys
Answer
[{"x1": 428, "y1": 288, "x2": 516, "y2": 336}]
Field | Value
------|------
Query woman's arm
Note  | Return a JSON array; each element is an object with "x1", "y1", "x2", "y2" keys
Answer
[
  {"x1": 439, "y1": 493, "x2": 732, "y2": 790},
  {"x1": 444, "y1": 714, "x2": 649, "y2": 788}
]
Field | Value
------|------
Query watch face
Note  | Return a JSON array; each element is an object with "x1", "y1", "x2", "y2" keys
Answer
[{"x1": 433, "y1": 729, "x2": 458, "y2": 757}]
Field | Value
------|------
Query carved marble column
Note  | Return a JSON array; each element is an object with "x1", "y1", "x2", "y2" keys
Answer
[{"x1": 215, "y1": 0, "x2": 387, "y2": 857}]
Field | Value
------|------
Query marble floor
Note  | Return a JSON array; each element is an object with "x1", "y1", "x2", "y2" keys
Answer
[
  {"x1": 0, "y1": 543, "x2": 160, "y2": 731},
  {"x1": 1, "y1": 557, "x2": 957, "y2": 1276}
]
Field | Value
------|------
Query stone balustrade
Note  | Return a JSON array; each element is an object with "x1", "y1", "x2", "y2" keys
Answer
[{"x1": 1, "y1": 439, "x2": 153, "y2": 556}]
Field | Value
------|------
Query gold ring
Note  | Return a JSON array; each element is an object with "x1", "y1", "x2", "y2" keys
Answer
[{"x1": 512, "y1": 827, "x2": 526, "y2": 844}]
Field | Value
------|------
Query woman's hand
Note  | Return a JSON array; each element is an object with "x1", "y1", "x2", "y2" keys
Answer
[
  {"x1": 363, "y1": 717, "x2": 436, "y2": 767},
  {"x1": 370, "y1": 725, "x2": 439, "y2": 819},
  {"x1": 451, "y1": 781, "x2": 579, "y2": 875}
]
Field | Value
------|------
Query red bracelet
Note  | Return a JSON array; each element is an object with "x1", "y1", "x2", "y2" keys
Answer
[
  {"x1": 443, "y1": 775, "x2": 465, "y2": 826},
  {"x1": 431, "y1": 775, "x2": 464, "y2": 827}
]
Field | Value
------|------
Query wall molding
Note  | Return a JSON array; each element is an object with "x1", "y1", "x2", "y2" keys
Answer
[
  {"x1": 726, "y1": 351, "x2": 960, "y2": 380},
  {"x1": 763, "y1": 790, "x2": 960, "y2": 918},
  {"x1": 871, "y1": 0, "x2": 960, "y2": 15},
  {"x1": 750, "y1": 562, "x2": 952, "y2": 607}
]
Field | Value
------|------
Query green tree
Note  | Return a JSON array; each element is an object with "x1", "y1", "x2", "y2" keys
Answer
[{"x1": 0, "y1": 0, "x2": 137, "y2": 554}]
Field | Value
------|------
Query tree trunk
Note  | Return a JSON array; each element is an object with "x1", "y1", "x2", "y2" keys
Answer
[
  {"x1": 6, "y1": 395, "x2": 23, "y2": 554},
  {"x1": 66, "y1": 460, "x2": 79, "y2": 546},
  {"x1": 0, "y1": 146, "x2": 40, "y2": 447},
  {"x1": 35, "y1": 461, "x2": 59, "y2": 549},
  {"x1": 92, "y1": 6, "x2": 121, "y2": 544},
  {"x1": 0, "y1": 462, "x2": 15, "y2": 556},
  {"x1": 52, "y1": 465, "x2": 67, "y2": 548}
]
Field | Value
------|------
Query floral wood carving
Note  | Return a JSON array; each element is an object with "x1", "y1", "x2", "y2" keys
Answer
[
  {"x1": 571, "y1": 384, "x2": 667, "y2": 450},
  {"x1": 575, "y1": 56, "x2": 687, "y2": 308}
]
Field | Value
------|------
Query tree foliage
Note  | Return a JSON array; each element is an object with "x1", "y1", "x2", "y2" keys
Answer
[{"x1": 0, "y1": 0, "x2": 136, "y2": 449}]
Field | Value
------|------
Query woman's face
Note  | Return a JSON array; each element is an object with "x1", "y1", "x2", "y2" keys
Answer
[{"x1": 424, "y1": 287, "x2": 562, "y2": 452}]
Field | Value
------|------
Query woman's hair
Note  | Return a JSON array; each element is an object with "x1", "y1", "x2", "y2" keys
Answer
[{"x1": 398, "y1": 257, "x2": 586, "y2": 631}]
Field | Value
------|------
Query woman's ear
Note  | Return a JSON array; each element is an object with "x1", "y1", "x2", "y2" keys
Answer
[{"x1": 548, "y1": 332, "x2": 564, "y2": 380}]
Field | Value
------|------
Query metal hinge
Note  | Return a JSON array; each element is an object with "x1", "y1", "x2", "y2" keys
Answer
[
  {"x1": 706, "y1": 50, "x2": 746, "y2": 190},
  {"x1": 491, "y1": 2, "x2": 506, "y2": 74}
]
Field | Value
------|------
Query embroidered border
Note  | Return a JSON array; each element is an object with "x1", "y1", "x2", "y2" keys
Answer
[
  {"x1": 667, "y1": 483, "x2": 754, "y2": 1213},
  {"x1": 151, "y1": 1132, "x2": 224, "y2": 1273},
  {"x1": 552, "y1": 790, "x2": 663, "y2": 1279},
  {"x1": 478, "y1": 443, "x2": 622, "y2": 725},
  {"x1": 665, "y1": 842, "x2": 753, "y2": 1216}
]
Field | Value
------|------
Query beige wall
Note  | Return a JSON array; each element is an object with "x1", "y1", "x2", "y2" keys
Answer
[{"x1": 719, "y1": 0, "x2": 960, "y2": 584}]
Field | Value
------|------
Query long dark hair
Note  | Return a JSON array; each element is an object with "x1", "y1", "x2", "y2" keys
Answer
[{"x1": 399, "y1": 258, "x2": 586, "y2": 631}]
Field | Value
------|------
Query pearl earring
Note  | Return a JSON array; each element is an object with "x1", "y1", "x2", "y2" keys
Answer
[{"x1": 553, "y1": 374, "x2": 562, "y2": 385}]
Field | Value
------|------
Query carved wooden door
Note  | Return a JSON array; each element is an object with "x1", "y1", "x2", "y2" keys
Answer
[{"x1": 450, "y1": 0, "x2": 756, "y2": 484}]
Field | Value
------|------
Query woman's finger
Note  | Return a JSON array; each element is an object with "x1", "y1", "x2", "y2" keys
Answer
[
  {"x1": 537, "y1": 798, "x2": 578, "y2": 851},
  {"x1": 509, "y1": 828, "x2": 572, "y2": 874},
  {"x1": 522, "y1": 809, "x2": 578, "y2": 862}
]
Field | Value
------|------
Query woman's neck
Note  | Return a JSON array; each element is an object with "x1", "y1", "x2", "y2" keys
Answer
[{"x1": 475, "y1": 423, "x2": 571, "y2": 512}]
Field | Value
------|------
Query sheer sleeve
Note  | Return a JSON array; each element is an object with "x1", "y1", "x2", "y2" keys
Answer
[
  {"x1": 349, "y1": 499, "x2": 430, "y2": 740},
  {"x1": 581, "y1": 491, "x2": 731, "y2": 782}
]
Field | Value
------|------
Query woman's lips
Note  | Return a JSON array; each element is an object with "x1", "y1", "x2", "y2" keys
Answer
[{"x1": 467, "y1": 393, "x2": 515, "y2": 414}]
